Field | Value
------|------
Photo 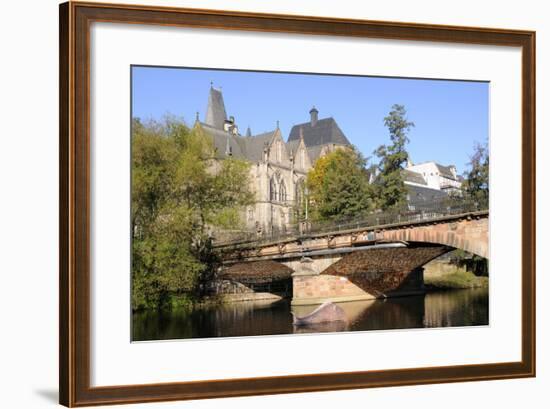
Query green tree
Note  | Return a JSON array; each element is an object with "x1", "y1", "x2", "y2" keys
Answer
[
  {"x1": 462, "y1": 142, "x2": 489, "y2": 205},
  {"x1": 131, "y1": 117, "x2": 254, "y2": 310},
  {"x1": 373, "y1": 104, "x2": 414, "y2": 210},
  {"x1": 305, "y1": 148, "x2": 374, "y2": 221}
]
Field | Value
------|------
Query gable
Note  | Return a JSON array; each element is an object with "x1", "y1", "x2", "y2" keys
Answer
[{"x1": 268, "y1": 129, "x2": 289, "y2": 163}]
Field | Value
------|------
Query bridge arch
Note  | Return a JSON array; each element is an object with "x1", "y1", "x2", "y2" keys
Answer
[
  {"x1": 376, "y1": 216, "x2": 488, "y2": 259},
  {"x1": 317, "y1": 245, "x2": 449, "y2": 294},
  {"x1": 219, "y1": 260, "x2": 294, "y2": 293}
]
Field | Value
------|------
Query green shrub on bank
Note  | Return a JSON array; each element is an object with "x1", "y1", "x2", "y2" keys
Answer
[
  {"x1": 425, "y1": 269, "x2": 489, "y2": 290},
  {"x1": 131, "y1": 117, "x2": 254, "y2": 311}
]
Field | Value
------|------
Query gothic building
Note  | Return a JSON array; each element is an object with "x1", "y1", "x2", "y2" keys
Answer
[
  {"x1": 195, "y1": 85, "x2": 462, "y2": 232},
  {"x1": 194, "y1": 86, "x2": 351, "y2": 233}
]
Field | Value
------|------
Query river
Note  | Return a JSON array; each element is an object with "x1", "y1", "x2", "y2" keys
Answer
[{"x1": 132, "y1": 288, "x2": 489, "y2": 341}]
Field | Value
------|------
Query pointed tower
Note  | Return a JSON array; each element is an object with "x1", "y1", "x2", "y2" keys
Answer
[
  {"x1": 245, "y1": 126, "x2": 252, "y2": 137},
  {"x1": 205, "y1": 84, "x2": 227, "y2": 129}
]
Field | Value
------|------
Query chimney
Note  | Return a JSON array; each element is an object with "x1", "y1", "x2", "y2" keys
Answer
[
  {"x1": 309, "y1": 106, "x2": 318, "y2": 127},
  {"x1": 449, "y1": 165, "x2": 457, "y2": 178}
]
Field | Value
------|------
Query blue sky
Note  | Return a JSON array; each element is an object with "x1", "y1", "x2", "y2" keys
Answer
[{"x1": 132, "y1": 66, "x2": 488, "y2": 174}]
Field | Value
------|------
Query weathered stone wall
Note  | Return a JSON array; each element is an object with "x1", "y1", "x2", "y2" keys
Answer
[
  {"x1": 291, "y1": 267, "x2": 425, "y2": 306},
  {"x1": 292, "y1": 274, "x2": 375, "y2": 305},
  {"x1": 206, "y1": 279, "x2": 254, "y2": 295},
  {"x1": 206, "y1": 279, "x2": 284, "y2": 303}
]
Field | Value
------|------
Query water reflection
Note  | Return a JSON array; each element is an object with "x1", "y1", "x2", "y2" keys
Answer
[{"x1": 132, "y1": 288, "x2": 489, "y2": 341}]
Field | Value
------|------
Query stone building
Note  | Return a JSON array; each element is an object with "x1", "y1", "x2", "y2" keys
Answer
[
  {"x1": 195, "y1": 85, "x2": 462, "y2": 233},
  {"x1": 195, "y1": 86, "x2": 351, "y2": 233}
]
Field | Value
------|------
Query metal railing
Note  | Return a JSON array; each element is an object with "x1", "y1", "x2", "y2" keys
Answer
[{"x1": 212, "y1": 197, "x2": 488, "y2": 247}]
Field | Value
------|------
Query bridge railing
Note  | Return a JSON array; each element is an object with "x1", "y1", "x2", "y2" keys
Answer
[{"x1": 212, "y1": 196, "x2": 488, "y2": 247}]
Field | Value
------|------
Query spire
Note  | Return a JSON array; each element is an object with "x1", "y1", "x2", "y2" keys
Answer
[
  {"x1": 194, "y1": 111, "x2": 200, "y2": 124},
  {"x1": 276, "y1": 120, "x2": 280, "y2": 129},
  {"x1": 246, "y1": 126, "x2": 252, "y2": 137},
  {"x1": 205, "y1": 84, "x2": 227, "y2": 129}
]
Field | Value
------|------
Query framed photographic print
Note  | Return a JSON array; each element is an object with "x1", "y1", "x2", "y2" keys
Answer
[{"x1": 59, "y1": 1, "x2": 536, "y2": 407}]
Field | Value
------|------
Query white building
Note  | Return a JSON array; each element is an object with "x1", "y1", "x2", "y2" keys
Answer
[{"x1": 405, "y1": 160, "x2": 462, "y2": 193}]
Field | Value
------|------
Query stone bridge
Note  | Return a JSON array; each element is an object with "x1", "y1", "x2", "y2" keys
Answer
[{"x1": 213, "y1": 210, "x2": 488, "y2": 305}]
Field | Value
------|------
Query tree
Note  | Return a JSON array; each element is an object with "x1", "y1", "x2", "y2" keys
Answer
[
  {"x1": 462, "y1": 142, "x2": 489, "y2": 205},
  {"x1": 305, "y1": 148, "x2": 374, "y2": 221},
  {"x1": 131, "y1": 117, "x2": 254, "y2": 310},
  {"x1": 373, "y1": 104, "x2": 414, "y2": 210}
]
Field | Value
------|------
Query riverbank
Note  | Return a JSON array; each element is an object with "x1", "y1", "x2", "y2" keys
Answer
[{"x1": 424, "y1": 268, "x2": 488, "y2": 290}]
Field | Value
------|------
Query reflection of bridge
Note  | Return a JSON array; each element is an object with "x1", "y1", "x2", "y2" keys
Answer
[{"x1": 213, "y1": 203, "x2": 488, "y2": 305}]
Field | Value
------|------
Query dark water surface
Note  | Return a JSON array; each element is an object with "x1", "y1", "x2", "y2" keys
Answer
[{"x1": 132, "y1": 288, "x2": 489, "y2": 341}]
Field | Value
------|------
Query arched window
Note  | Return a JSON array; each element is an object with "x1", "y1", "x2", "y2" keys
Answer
[
  {"x1": 295, "y1": 179, "x2": 305, "y2": 206},
  {"x1": 279, "y1": 180, "x2": 287, "y2": 202},
  {"x1": 269, "y1": 177, "x2": 278, "y2": 202}
]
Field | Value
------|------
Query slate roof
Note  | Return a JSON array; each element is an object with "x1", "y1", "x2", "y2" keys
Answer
[
  {"x1": 205, "y1": 87, "x2": 227, "y2": 129},
  {"x1": 306, "y1": 145, "x2": 325, "y2": 163},
  {"x1": 199, "y1": 123, "x2": 246, "y2": 159},
  {"x1": 435, "y1": 164, "x2": 457, "y2": 179},
  {"x1": 288, "y1": 117, "x2": 351, "y2": 147},
  {"x1": 285, "y1": 139, "x2": 300, "y2": 157},
  {"x1": 406, "y1": 185, "x2": 448, "y2": 210},
  {"x1": 402, "y1": 169, "x2": 427, "y2": 186},
  {"x1": 241, "y1": 130, "x2": 277, "y2": 161},
  {"x1": 199, "y1": 123, "x2": 278, "y2": 161}
]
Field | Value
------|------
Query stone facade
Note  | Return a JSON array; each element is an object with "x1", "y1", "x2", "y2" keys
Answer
[
  {"x1": 292, "y1": 274, "x2": 376, "y2": 305},
  {"x1": 205, "y1": 280, "x2": 284, "y2": 303},
  {"x1": 195, "y1": 86, "x2": 350, "y2": 234}
]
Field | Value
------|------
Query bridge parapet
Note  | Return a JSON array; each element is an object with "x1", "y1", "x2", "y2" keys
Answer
[
  {"x1": 214, "y1": 198, "x2": 488, "y2": 249},
  {"x1": 217, "y1": 210, "x2": 488, "y2": 263}
]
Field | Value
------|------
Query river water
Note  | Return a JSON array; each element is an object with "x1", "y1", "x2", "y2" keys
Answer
[{"x1": 132, "y1": 288, "x2": 488, "y2": 341}]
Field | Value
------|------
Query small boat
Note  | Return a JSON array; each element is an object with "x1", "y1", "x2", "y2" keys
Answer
[{"x1": 292, "y1": 302, "x2": 347, "y2": 326}]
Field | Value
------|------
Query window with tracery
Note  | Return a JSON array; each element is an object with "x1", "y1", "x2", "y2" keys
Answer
[
  {"x1": 279, "y1": 180, "x2": 287, "y2": 202},
  {"x1": 269, "y1": 177, "x2": 277, "y2": 201}
]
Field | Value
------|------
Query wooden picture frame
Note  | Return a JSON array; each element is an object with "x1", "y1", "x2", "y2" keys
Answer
[{"x1": 59, "y1": 1, "x2": 536, "y2": 406}]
